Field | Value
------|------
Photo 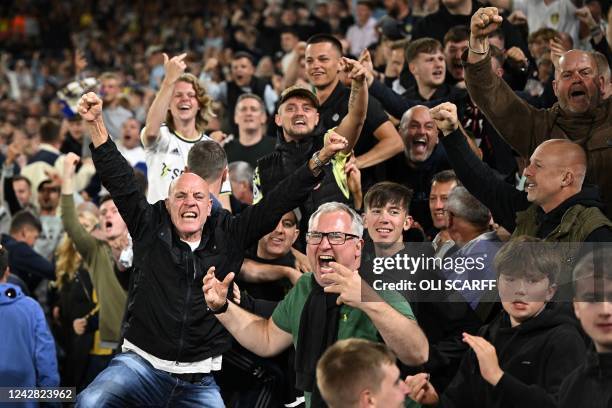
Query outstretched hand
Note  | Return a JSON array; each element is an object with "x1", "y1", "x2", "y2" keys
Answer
[
  {"x1": 202, "y1": 266, "x2": 235, "y2": 312},
  {"x1": 63, "y1": 152, "x2": 81, "y2": 179},
  {"x1": 342, "y1": 58, "x2": 368, "y2": 83},
  {"x1": 463, "y1": 332, "x2": 504, "y2": 385}
]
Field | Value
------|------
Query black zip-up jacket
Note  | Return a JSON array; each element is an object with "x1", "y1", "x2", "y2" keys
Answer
[
  {"x1": 559, "y1": 350, "x2": 612, "y2": 408},
  {"x1": 92, "y1": 138, "x2": 322, "y2": 363},
  {"x1": 440, "y1": 309, "x2": 585, "y2": 408}
]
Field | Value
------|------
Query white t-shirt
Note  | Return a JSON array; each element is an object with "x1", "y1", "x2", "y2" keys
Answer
[
  {"x1": 512, "y1": 0, "x2": 579, "y2": 46},
  {"x1": 117, "y1": 144, "x2": 147, "y2": 169},
  {"x1": 142, "y1": 124, "x2": 211, "y2": 204}
]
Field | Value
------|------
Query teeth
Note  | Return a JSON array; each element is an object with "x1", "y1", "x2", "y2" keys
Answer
[
  {"x1": 376, "y1": 228, "x2": 391, "y2": 233},
  {"x1": 319, "y1": 255, "x2": 335, "y2": 261},
  {"x1": 182, "y1": 212, "x2": 197, "y2": 218}
]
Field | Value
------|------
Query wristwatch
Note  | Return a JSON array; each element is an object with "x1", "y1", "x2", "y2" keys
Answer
[{"x1": 311, "y1": 150, "x2": 325, "y2": 170}]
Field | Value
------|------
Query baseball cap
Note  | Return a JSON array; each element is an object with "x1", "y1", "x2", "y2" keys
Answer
[{"x1": 279, "y1": 85, "x2": 319, "y2": 109}]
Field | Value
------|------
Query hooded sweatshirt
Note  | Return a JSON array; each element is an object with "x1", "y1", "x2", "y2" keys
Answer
[
  {"x1": 0, "y1": 283, "x2": 59, "y2": 400},
  {"x1": 440, "y1": 308, "x2": 585, "y2": 408},
  {"x1": 559, "y1": 350, "x2": 612, "y2": 408}
]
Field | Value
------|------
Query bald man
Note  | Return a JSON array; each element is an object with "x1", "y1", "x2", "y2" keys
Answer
[
  {"x1": 464, "y1": 7, "x2": 612, "y2": 219},
  {"x1": 75, "y1": 92, "x2": 350, "y2": 406},
  {"x1": 431, "y1": 101, "x2": 612, "y2": 245}
]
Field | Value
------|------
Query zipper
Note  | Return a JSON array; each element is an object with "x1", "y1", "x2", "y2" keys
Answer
[{"x1": 175, "y1": 252, "x2": 195, "y2": 364}]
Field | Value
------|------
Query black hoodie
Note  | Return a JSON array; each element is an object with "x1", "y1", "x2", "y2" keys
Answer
[
  {"x1": 440, "y1": 309, "x2": 585, "y2": 408},
  {"x1": 559, "y1": 350, "x2": 612, "y2": 408}
]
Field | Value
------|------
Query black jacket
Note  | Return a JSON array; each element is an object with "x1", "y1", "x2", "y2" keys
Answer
[
  {"x1": 559, "y1": 350, "x2": 612, "y2": 408},
  {"x1": 92, "y1": 138, "x2": 322, "y2": 363},
  {"x1": 441, "y1": 309, "x2": 585, "y2": 408}
]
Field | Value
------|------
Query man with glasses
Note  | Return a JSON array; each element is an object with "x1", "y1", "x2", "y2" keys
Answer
[{"x1": 204, "y1": 202, "x2": 428, "y2": 407}]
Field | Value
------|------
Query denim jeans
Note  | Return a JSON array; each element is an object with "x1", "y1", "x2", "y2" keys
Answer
[{"x1": 76, "y1": 352, "x2": 224, "y2": 407}]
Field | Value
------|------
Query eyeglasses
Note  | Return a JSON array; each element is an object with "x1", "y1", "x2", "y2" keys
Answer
[{"x1": 306, "y1": 231, "x2": 359, "y2": 245}]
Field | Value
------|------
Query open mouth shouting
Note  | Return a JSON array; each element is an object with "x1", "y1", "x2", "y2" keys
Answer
[
  {"x1": 318, "y1": 254, "x2": 336, "y2": 273},
  {"x1": 411, "y1": 136, "x2": 429, "y2": 155}
]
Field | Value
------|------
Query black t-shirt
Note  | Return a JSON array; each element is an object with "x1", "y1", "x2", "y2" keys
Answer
[
  {"x1": 318, "y1": 81, "x2": 389, "y2": 189},
  {"x1": 237, "y1": 249, "x2": 296, "y2": 302},
  {"x1": 386, "y1": 144, "x2": 451, "y2": 235},
  {"x1": 224, "y1": 136, "x2": 276, "y2": 168}
]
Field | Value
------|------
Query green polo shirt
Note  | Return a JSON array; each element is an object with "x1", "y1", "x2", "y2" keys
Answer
[{"x1": 271, "y1": 273, "x2": 420, "y2": 408}]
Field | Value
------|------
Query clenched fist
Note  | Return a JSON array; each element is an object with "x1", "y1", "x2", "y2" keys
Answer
[
  {"x1": 430, "y1": 102, "x2": 459, "y2": 136},
  {"x1": 78, "y1": 92, "x2": 103, "y2": 122}
]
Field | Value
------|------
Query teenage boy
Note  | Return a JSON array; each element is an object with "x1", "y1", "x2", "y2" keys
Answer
[
  {"x1": 559, "y1": 248, "x2": 612, "y2": 408},
  {"x1": 362, "y1": 181, "x2": 480, "y2": 393},
  {"x1": 405, "y1": 237, "x2": 586, "y2": 407}
]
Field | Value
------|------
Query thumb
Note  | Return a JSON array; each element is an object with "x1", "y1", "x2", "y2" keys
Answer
[
  {"x1": 222, "y1": 272, "x2": 235, "y2": 286},
  {"x1": 163, "y1": 53, "x2": 169, "y2": 64}
]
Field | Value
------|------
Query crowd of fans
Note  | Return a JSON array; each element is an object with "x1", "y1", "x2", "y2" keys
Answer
[{"x1": 1, "y1": 0, "x2": 611, "y2": 407}]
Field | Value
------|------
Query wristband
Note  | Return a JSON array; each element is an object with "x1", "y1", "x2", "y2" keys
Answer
[
  {"x1": 590, "y1": 25, "x2": 602, "y2": 37},
  {"x1": 210, "y1": 300, "x2": 229, "y2": 315},
  {"x1": 468, "y1": 38, "x2": 489, "y2": 55},
  {"x1": 312, "y1": 151, "x2": 325, "y2": 168}
]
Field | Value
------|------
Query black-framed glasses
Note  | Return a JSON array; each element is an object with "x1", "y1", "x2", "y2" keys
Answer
[{"x1": 306, "y1": 231, "x2": 359, "y2": 245}]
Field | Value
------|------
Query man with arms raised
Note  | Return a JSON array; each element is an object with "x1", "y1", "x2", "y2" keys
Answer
[
  {"x1": 75, "y1": 92, "x2": 348, "y2": 406},
  {"x1": 464, "y1": 7, "x2": 612, "y2": 217}
]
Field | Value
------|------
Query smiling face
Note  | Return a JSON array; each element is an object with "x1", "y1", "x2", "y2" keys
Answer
[
  {"x1": 258, "y1": 211, "x2": 299, "y2": 259},
  {"x1": 169, "y1": 80, "x2": 199, "y2": 123},
  {"x1": 410, "y1": 51, "x2": 446, "y2": 89},
  {"x1": 400, "y1": 106, "x2": 439, "y2": 164},
  {"x1": 429, "y1": 180, "x2": 457, "y2": 230},
  {"x1": 305, "y1": 42, "x2": 342, "y2": 90},
  {"x1": 99, "y1": 199, "x2": 128, "y2": 241},
  {"x1": 275, "y1": 96, "x2": 320, "y2": 141},
  {"x1": 364, "y1": 202, "x2": 411, "y2": 245},
  {"x1": 522, "y1": 142, "x2": 566, "y2": 212},
  {"x1": 498, "y1": 273, "x2": 555, "y2": 326},
  {"x1": 231, "y1": 57, "x2": 255, "y2": 87},
  {"x1": 554, "y1": 50, "x2": 604, "y2": 114},
  {"x1": 307, "y1": 211, "x2": 362, "y2": 287},
  {"x1": 165, "y1": 173, "x2": 211, "y2": 242}
]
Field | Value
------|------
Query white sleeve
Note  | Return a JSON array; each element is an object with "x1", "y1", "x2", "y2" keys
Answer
[{"x1": 264, "y1": 84, "x2": 278, "y2": 116}]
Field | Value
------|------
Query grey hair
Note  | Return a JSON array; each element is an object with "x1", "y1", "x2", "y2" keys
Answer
[
  {"x1": 445, "y1": 186, "x2": 490, "y2": 228},
  {"x1": 308, "y1": 202, "x2": 364, "y2": 238},
  {"x1": 228, "y1": 161, "x2": 253, "y2": 187}
]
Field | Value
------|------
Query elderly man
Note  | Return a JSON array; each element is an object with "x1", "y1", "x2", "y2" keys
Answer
[
  {"x1": 204, "y1": 202, "x2": 428, "y2": 408},
  {"x1": 465, "y1": 7, "x2": 612, "y2": 218},
  {"x1": 75, "y1": 92, "x2": 348, "y2": 407}
]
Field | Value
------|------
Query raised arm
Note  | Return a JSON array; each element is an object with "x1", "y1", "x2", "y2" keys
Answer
[
  {"x1": 464, "y1": 8, "x2": 546, "y2": 157},
  {"x1": 203, "y1": 268, "x2": 293, "y2": 357},
  {"x1": 335, "y1": 58, "x2": 368, "y2": 154},
  {"x1": 141, "y1": 53, "x2": 187, "y2": 147},
  {"x1": 78, "y1": 93, "x2": 153, "y2": 240},
  {"x1": 431, "y1": 102, "x2": 528, "y2": 232},
  {"x1": 60, "y1": 152, "x2": 98, "y2": 259}
]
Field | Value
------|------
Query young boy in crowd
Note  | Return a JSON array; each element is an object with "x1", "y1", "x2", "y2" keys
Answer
[
  {"x1": 406, "y1": 237, "x2": 586, "y2": 407},
  {"x1": 559, "y1": 248, "x2": 612, "y2": 408}
]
